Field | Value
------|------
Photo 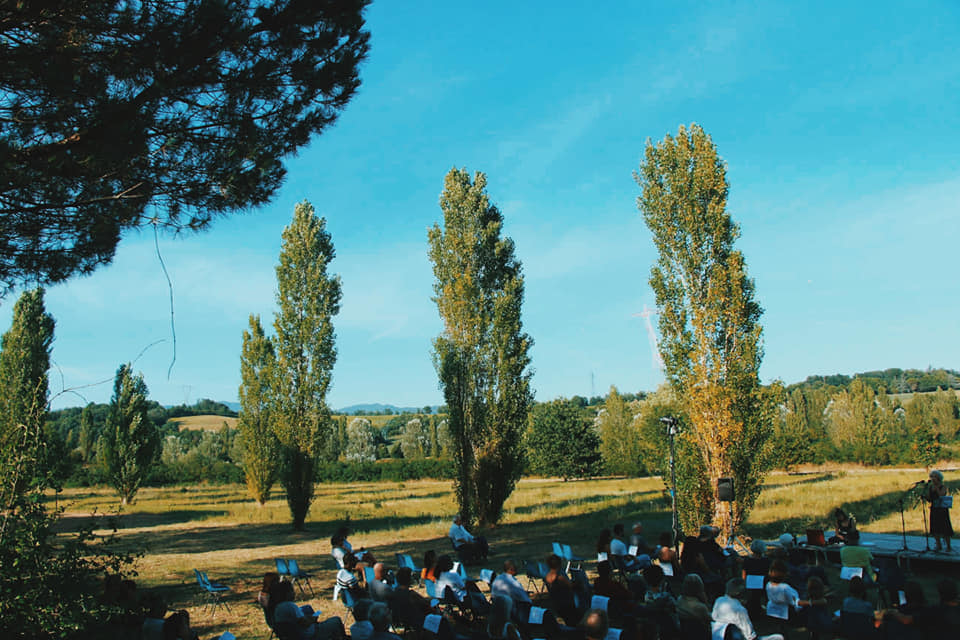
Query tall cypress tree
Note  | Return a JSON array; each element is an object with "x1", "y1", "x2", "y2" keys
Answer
[
  {"x1": 99, "y1": 364, "x2": 158, "y2": 505},
  {"x1": 273, "y1": 201, "x2": 341, "y2": 530},
  {"x1": 238, "y1": 314, "x2": 278, "y2": 505},
  {"x1": 636, "y1": 124, "x2": 779, "y2": 533},
  {"x1": 428, "y1": 168, "x2": 533, "y2": 526},
  {"x1": 0, "y1": 288, "x2": 54, "y2": 504}
]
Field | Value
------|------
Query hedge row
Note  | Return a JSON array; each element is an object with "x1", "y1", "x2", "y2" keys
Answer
[{"x1": 315, "y1": 459, "x2": 455, "y2": 482}]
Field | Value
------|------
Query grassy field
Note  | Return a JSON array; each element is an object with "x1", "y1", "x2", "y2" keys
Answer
[
  {"x1": 170, "y1": 415, "x2": 239, "y2": 431},
  {"x1": 56, "y1": 468, "x2": 959, "y2": 639}
]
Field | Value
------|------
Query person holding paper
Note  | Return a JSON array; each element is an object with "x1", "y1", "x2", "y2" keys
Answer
[
  {"x1": 712, "y1": 578, "x2": 785, "y2": 640},
  {"x1": 272, "y1": 580, "x2": 346, "y2": 640},
  {"x1": 925, "y1": 469, "x2": 953, "y2": 552},
  {"x1": 765, "y1": 560, "x2": 799, "y2": 623},
  {"x1": 491, "y1": 561, "x2": 532, "y2": 605},
  {"x1": 611, "y1": 523, "x2": 650, "y2": 571},
  {"x1": 840, "y1": 541, "x2": 876, "y2": 582}
]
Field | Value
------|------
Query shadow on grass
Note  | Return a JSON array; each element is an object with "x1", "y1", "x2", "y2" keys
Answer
[
  {"x1": 54, "y1": 510, "x2": 230, "y2": 533},
  {"x1": 761, "y1": 473, "x2": 837, "y2": 491},
  {"x1": 508, "y1": 489, "x2": 665, "y2": 516}
]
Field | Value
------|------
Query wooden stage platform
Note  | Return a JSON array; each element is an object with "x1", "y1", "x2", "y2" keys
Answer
[{"x1": 800, "y1": 531, "x2": 960, "y2": 570}]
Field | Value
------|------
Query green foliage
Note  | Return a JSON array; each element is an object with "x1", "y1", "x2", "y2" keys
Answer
[
  {"x1": 0, "y1": 289, "x2": 54, "y2": 498},
  {"x1": 238, "y1": 314, "x2": 278, "y2": 504},
  {"x1": 400, "y1": 418, "x2": 432, "y2": 459},
  {"x1": 636, "y1": 124, "x2": 775, "y2": 532},
  {"x1": 345, "y1": 417, "x2": 377, "y2": 463},
  {"x1": 0, "y1": 0, "x2": 370, "y2": 290},
  {"x1": 315, "y1": 458, "x2": 456, "y2": 482},
  {"x1": 153, "y1": 425, "x2": 242, "y2": 485},
  {"x1": 634, "y1": 384, "x2": 685, "y2": 476},
  {"x1": 428, "y1": 168, "x2": 533, "y2": 526},
  {"x1": 98, "y1": 364, "x2": 159, "y2": 505},
  {"x1": 273, "y1": 201, "x2": 341, "y2": 529},
  {"x1": 595, "y1": 387, "x2": 643, "y2": 476},
  {"x1": 527, "y1": 398, "x2": 601, "y2": 480}
]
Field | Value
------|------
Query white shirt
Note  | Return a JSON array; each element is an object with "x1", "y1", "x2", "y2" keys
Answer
[
  {"x1": 437, "y1": 570, "x2": 467, "y2": 601},
  {"x1": 491, "y1": 572, "x2": 532, "y2": 604},
  {"x1": 765, "y1": 581, "x2": 799, "y2": 620},
  {"x1": 332, "y1": 547, "x2": 345, "y2": 568},
  {"x1": 711, "y1": 595, "x2": 757, "y2": 640},
  {"x1": 449, "y1": 522, "x2": 474, "y2": 546},
  {"x1": 610, "y1": 538, "x2": 629, "y2": 557}
]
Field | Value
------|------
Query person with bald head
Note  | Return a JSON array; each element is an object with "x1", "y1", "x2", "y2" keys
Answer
[{"x1": 368, "y1": 563, "x2": 395, "y2": 603}]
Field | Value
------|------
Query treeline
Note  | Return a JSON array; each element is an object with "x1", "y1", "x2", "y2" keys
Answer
[{"x1": 793, "y1": 367, "x2": 959, "y2": 395}]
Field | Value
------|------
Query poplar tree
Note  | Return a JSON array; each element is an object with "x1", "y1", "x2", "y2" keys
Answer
[
  {"x1": 636, "y1": 124, "x2": 779, "y2": 533},
  {"x1": 344, "y1": 417, "x2": 377, "y2": 463},
  {"x1": 238, "y1": 314, "x2": 278, "y2": 505},
  {"x1": 99, "y1": 364, "x2": 158, "y2": 505},
  {"x1": 273, "y1": 201, "x2": 341, "y2": 530},
  {"x1": 0, "y1": 288, "x2": 54, "y2": 503},
  {"x1": 595, "y1": 386, "x2": 642, "y2": 476},
  {"x1": 428, "y1": 168, "x2": 533, "y2": 526},
  {"x1": 77, "y1": 404, "x2": 97, "y2": 463}
]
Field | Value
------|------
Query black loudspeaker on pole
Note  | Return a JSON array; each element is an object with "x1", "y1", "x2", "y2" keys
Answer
[{"x1": 718, "y1": 477, "x2": 735, "y2": 502}]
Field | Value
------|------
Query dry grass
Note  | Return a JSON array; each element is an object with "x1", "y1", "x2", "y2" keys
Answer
[
  {"x1": 170, "y1": 415, "x2": 239, "y2": 431},
  {"x1": 57, "y1": 468, "x2": 959, "y2": 638}
]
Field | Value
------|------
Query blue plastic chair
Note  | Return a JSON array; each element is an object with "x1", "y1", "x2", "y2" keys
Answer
[
  {"x1": 193, "y1": 569, "x2": 231, "y2": 615},
  {"x1": 275, "y1": 558, "x2": 291, "y2": 578},
  {"x1": 287, "y1": 558, "x2": 314, "y2": 596}
]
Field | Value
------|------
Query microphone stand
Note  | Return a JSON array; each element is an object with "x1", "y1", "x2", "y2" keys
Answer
[
  {"x1": 897, "y1": 491, "x2": 910, "y2": 551},
  {"x1": 918, "y1": 482, "x2": 931, "y2": 552}
]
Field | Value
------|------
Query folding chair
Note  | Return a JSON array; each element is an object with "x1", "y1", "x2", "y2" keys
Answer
[
  {"x1": 552, "y1": 542, "x2": 565, "y2": 557},
  {"x1": 275, "y1": 558, "x2": 291, "y2": 580},
  {"x1": 395, "y1": 553, "x2": 421, "y2": 586},
  {"x1": 524, "y1": 561, "x2": 546, "y2": 592},
  {"x1": 479, "y1": 568, "x2": 496, "y2": 589},
  {"x1": 339, "y1": 588, "x2": 360, "y2": 623},
  {"x1": 287, "y1": 558, "x2": 315, "y2": 596},
  {"x1": 363, "y1": 565, "x2": 376, "y2": 586},
  {"x1": 193, "y1": 569, "x2": 231, "y2": 615}
]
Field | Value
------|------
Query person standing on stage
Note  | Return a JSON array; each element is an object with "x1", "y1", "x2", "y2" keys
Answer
[{"x1": 925, "y1": 469, "x2": 953, "y2": 553}]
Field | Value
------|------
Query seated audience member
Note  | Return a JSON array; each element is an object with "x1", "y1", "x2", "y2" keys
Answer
[
  {"x1": 596, "y1": 529, "x2": 613, "y2": 557},
  {"x1": 259, "y1": 572, "x2": 281, "y2": 611},
  {"x1": 742, "y1": 539, "x2": 770, "y2": 619},
  {"x1": 775, "y1": 534, "x2": 826, "y2": 595},
  {"x1": 681, "y1": 525, "x2": 727, "y2": 599},
  {"x1": 449, "y1": 515, "x2": 488, "y2": 562},
  {"x1": 828, "y1": 508, "x2": 859, "y2": 545},
  {"x1": 331, "y1": 533, "x2": 348, "y2": 569},
  {"x1": 676, "y1": 573, "x2": 711, "y2": 635},
  {"x1": 583, "y1": 608, "x2": 610, "y2": 640},
  {"x1": 337, "y1": 553, "x2": 368, "y2": 599},
  {"x1": 491, "y1": 560, "x2": 532, "y2": 605},
  {"x1": 611, "y1": 523, "x2": 650, "y2": 571},
  {"x1": 486, "y1": 594, "x2": 520, "y2": 640},
  {"x1": 881, "y1": 580, "x2": 933, "y2": 634},
  {"x1": 337, "y1": 524, "x2": 376, "y2": 564},
  {"x1": 765, "y1": 560, "x2": 799, "y2": 623},
  {"x1": 435, "y1": 554, "x2": 468, "y2": 602},
  {"x1": 655, "y1": 531, "x2": 679, "y2": 573},
  {"x1": 798, "y1": 576, "x2": 832, "y2": 634},
  {"x1": 162, "y1": 610, "x2": 199, "y2": 640},
  {"x1": 350, "y1": 599, "x2": 375, "y2": 640},
  {"x1": 842, "y1": 576, "x2": 874, "y2": 616},
  {"x1": 271, "y1": 580, "x2": 347, "y2": 640},
  {"x1": 421, "y1": 550, "x2": 439, "y2": 582},
  {"x1": 712, "y1": 578, "x2": 784, "y2": 640},
  {"x1": 934, "y1": 578, "x2": 960, "y2": 630},
  {"x1": 630, "y1": 521, "x2": 653, "y2": 556},
  {"x1": 368, "y1": 602, "x2": 401, "y2": 640},
  {"x1": 840, "y1": 540, "x2": 876, "y2": 582},
  {"x1": 643, "y1": 564, "x2": 679, "y2": 638},
  {"x1": 545, "y1": 553, "x2": 581, "y2": 625},
  {"x1": 389, "y1": 567, "x2": 436, "y2": 629},
  {"x1": 593, "y1": 560, "x2": 634, "y2": 604},
  {"x1": 369, "y1": 563, "x2": 395, "y2": 603}
]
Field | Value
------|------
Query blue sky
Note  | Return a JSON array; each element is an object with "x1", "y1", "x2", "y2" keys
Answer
[{"x1": 5, "y1": 0, "x2": 959, "y2": 410}]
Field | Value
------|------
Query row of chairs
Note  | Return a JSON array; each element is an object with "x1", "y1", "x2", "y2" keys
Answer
[{"x1": 275, "y1": 558, "x2": 315, "y2": 595}]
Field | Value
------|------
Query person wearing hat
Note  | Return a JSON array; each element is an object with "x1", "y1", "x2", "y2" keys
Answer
[
  {"x1": 712, "y1": 578, "x2": 784, "y2": 640},
  {"x1": 680, "y1": 525, "x2": 728, "y2": 601}
]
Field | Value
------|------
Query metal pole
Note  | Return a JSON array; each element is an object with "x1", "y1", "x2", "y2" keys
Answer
[{"x1": 669, "y1": 424, "x2": 679, "y2": 554}]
